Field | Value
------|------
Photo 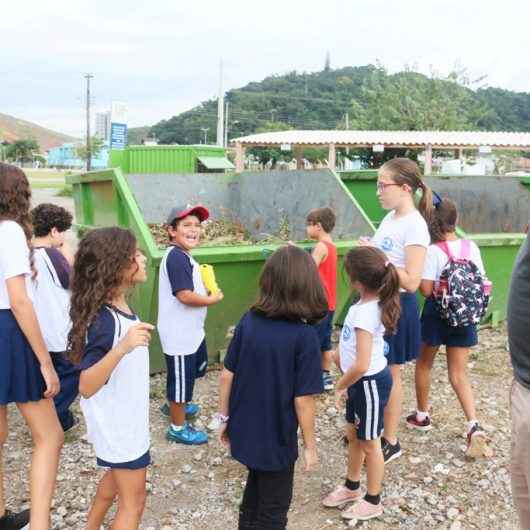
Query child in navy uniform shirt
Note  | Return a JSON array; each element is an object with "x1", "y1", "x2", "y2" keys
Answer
[
  {"x1": 323, "y1": 246, "x2": 400, "y2": 523},
  {"x1": 31, "y1": 203, "x2": 79, "y2": 433},
  {"x1": 158, "y1": 205, "x2": 223, "y2": 445},
  {"x1": 218, "y1": 245, "x2": 327, "y2": 530},
  {"x1": 68, "y1": 228, "x2": 154, "y2": 530}
]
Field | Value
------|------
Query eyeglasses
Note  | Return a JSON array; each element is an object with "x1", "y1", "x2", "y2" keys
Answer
[{"x1": 376, "y1": 181, "x2": 401, "y2": 192}]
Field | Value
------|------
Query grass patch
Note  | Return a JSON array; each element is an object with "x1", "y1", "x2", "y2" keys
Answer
[
  {"x1": 29, "y1": 181, "x2": 64, "y2": 190},
  {"x1": 55, "y1": 186, "x2": 73, "y2": 197},
  {"x1": 24, "y1": 169, "x2": 66, "y2": 181}
]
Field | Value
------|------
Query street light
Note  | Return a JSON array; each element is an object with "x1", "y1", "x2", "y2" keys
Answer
[{"x1": 200, "y1": 127, "x2": 210, "y2": 144}]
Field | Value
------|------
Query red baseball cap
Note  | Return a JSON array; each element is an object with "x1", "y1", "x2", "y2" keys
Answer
[{"x1": 166, "y1": 204, "x2": 210, "y2": 224}]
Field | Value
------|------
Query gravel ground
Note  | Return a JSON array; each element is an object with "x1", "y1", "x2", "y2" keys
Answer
[
  {"x1": 2, "y1": 324, "x2": 518, "y2": 529},
  {"x1": 12, "y1": 189, "x2": 516, "y2": 529}
]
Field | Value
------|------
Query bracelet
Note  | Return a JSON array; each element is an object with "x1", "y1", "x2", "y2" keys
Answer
[{"x1": 216, "y1": 413, "x2": 229, "y2": 423}]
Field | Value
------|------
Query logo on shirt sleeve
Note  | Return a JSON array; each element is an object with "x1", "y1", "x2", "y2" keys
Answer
[
  {"x1": 342, "y1": 324, "x2": 352, "y2": 341},
  {"x1": 383, "y1": 340, "x2": 390, "y2": 357},
  {"x1": 381, "y1": 237, "x2": 393, "y2": 252}
]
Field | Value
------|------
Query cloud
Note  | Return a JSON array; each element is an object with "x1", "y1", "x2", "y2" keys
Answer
[{"x1": 2, "y1": 0, "x2": 529, "y2": 136}]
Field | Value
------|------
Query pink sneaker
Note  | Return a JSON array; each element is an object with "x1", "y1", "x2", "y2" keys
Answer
[
  {"x1": 341, "y1": 498, "x2": 383, "y2": 521},
  {"x1": 322, "y1": 484, "x2": 363, "y2": 508}
]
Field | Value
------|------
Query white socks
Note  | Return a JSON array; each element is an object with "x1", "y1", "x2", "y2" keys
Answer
[
  {"x1": 466, "y1": 420, "x2": 478, "y2": 434},
  {"x1": 416, "y1": 410, "x2": 429, "y2": 422}
]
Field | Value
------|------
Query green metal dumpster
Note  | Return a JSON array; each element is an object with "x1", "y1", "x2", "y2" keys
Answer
[
  {"x1": 67, "y1": 166, "x2": 374, "y2": 371},
  {"x1": 109, "y1": 145, "x2": 234, "y2": 174},
  {"x1": 340, "y1": 171, "x2": 530, "y2": 324}
]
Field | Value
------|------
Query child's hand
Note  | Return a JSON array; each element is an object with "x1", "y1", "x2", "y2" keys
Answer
[
  {"x1": 41, "y1": 361, "x2": 60, "y2": 399},
  {"x1": 218, "y1": 422, "x2": 230, "y2": 448},
  {"x1": 303, "y1": 446, "x2": 318, "y2": 472},
  {"x1": 335, "y1": 387, "x2": 347, "y2": 410},
  {"x1": 209, "y1": 291, "x2": 224, "y2": 304},
  {"x1": 119, "y1": 323, "x2": 155, "y2": 354},
  {"x1": 357, "y1": 236, "x2": 376, "y2": 247}
]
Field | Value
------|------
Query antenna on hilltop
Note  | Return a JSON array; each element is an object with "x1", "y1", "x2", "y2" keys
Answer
[{"x1": 324, "y1": 51, "x2": 331, "y2": 72}]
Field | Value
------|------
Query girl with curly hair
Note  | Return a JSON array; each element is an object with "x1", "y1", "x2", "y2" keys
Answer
[
  {"x1": 68, "y1": 227, "x2": 154, "y2": 530},
  {"x1": 0, "y1": 162, "x2": 63, "y2": 530}
]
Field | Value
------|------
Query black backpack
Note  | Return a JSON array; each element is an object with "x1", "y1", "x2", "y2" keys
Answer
[{"x1": 434, "y1": 240, "x2": 490, "y2": 327}]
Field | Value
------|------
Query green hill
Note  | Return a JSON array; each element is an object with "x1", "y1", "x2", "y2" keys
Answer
[
  {"x1": 143, "y1": 65, "x2": 530, "y2": 145},
  {"x1": 0, "y1": 112, "x2": 75, "y2": 151}
]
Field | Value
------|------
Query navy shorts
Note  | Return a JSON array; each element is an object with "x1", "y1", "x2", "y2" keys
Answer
[
  {"x1": 97, "y1": 450, "x2": 151, "y2": 470},
  {"x1": 165, "y1": 339, "x2": 208, "y2": 403},
  {"x1": 346, "y1": 367, "x2": 392, "y2": 440},
  {"x1": 314, "y1": 311, "x2": 335, "y2": 352},
  {"x1": 0, "y1": 310, "x2": 46, "y2": 404},
  {"x1": 384, "y1": 292, "x2": 421, "y2": 365},
  {"x1": 421, "y1": 298, "x2": 478, "y2": 348},
  {"x1": 51, "y1": 352, "x2": 80, "y2": 416}
]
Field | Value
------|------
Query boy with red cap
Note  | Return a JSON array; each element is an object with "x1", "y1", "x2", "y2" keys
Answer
[{"x1": 158, "y1": 205, "x2": 223, "y2": 445}]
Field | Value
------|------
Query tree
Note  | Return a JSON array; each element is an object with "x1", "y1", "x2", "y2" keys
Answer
[
  {"x1": 75, "y1": 136, "x2": 105, "y2": 166},
  {"x1": 6, "y1": 139, "x2": 39, "y2": 164}
]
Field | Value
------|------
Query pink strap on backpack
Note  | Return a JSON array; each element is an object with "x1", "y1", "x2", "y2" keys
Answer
[{"x1": 435, "y1": 240, "x2": 470, "y2": 260}]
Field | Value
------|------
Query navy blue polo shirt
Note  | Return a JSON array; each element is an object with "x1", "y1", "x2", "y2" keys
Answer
[{"x1": 224, "y1": 311, "x2": 324, "y2": 471}]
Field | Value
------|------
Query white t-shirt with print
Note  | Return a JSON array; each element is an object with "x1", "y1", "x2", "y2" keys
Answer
[
  {"x1": 339, "y1": 299, "x2": 388, "y2": 377},
  {"x1": 372, "y1": 210, "x2": 430, "y2": 268},
  {"x1": 422, "y1": 239, "x2": 486, "y2": 289},
  {"x1": 0, "y1": 221, "x2": 32, "y2": 309}
]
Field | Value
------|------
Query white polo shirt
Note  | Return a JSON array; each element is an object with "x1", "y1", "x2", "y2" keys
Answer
[
  {"x1": 372, "y1": 210, "x2": 430, "y2": 268},
  {"x1": 339, "y1": 300, "x2": 388, "y2": 377},
  {"x1": 157, "y1": 245, "x2": 207, "y2": 356},
  {"x1": 79, "y1": 306, "x2": 150, "y2": 464},
  {"x1": 33, "y1": 247, "x2": 71, "y2": 352},
  {"x1": 0, "y1": 221, "x2": 32, "y2": 309}
]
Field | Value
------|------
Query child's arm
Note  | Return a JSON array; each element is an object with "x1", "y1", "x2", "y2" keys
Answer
[
  {"x1": 335, "y1": 328, "x2": 372, "y2": 393},
  {"x1": 176, "y1": 289, "x2": 223, "y2": 307},
  {"x1": 311, "y1": 241, "x2": 328, "y2": 267},
  {"x1": 294, "y1": 395, "x2": 318, "y2": 471},
  {"x1": 420, "y1": 279, "x2": 435, "y2": 298},
  {"x1": 79, "y1": 322, "x2": 154, "y2": 398},
  {"x1": 7, "y1": 275, "x2": 59, "y2": 398},
  {"x1": 218, "y1": 367, "x2": 234, "y2": 447},
  {"x1": 397, "y1": 245, "x2": 427, "y2": 292},
  {"x1": 58, "y1": 240, "x2": 75, "y2": 267}
]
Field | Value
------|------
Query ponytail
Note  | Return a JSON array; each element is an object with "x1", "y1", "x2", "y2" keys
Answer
[
  {"x1": 418, "y1": 181, "x2": 434, "y2": 226},
  {"x1": 428, "y1": 198, "x2": 458, "y2": 243},
  {"x1": 378, "y1": 263, "x2": 401, "y2": 334}
]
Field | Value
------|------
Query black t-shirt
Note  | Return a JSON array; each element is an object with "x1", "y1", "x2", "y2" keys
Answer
[
  {"x1": 224, "y1": 311, "x2": 323, "y2": 471},
  {"x1": 508, "y1": 233, "x2": 530, "y2": 388}
]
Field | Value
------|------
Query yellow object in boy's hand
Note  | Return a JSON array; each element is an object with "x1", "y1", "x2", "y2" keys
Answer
[{"x1": 200, "y1": 264, "x2": 220, "y2": 294}]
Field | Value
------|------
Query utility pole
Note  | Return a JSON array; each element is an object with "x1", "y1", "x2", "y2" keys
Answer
[
  {"x1": 201, "y1": 127, "x2": 210, "y2": 145},
  {"x1": 84, "y1": 73, "x2": 94, "y2": 171},
  {"x1": 345, "y1": 112, "x2": 350, "y2": 155},
  {"x1": 217, "y1": 60, "x2": 224, "y2": 147},
  {"x1": 270, "y1": 109, "x2": 277, "y2": 122},
  {"x1": 224, "y1": 101, "x2": 229, "y2": 148}
]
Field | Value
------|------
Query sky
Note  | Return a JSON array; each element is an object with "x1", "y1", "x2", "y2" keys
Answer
[{"x1": 1, "y1": 0, "x2": 529, "y2": 138}]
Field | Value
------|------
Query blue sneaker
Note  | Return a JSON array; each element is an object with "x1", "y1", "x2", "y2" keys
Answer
[
  {"x1": 185, "y1": 402, "x2": 200, "y2": 418},
  {"x1": 166, "y1": 424, "x2": 208, "y2": 445},
  {"x1": 159, "y1": 402, "x2": 201, "y2": 419}
]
